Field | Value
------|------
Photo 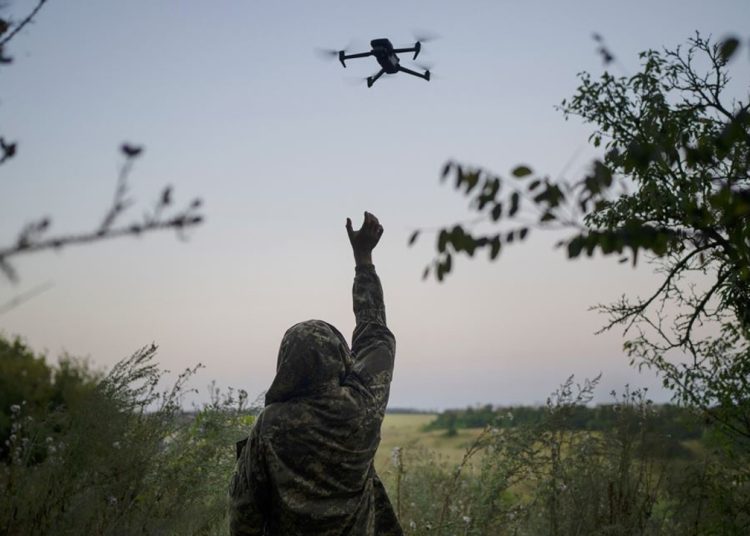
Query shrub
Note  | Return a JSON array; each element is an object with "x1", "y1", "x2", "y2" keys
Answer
[{"x1": 1, "y1": 343, "x2": 252, "y2": 536}]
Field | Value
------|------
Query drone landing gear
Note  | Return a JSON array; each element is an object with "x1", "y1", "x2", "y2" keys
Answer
[
  {"x1": 397, "y1": 65, "x2": 430, "y2": 82},
  {"x1": 367, "y1": 68, "x2": 386, "y2": 88}
]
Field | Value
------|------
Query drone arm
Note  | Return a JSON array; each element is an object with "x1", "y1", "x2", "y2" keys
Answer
[
  {"x1": 338, "y1": 50, "x2": 372, "y2": 68},
  {"x1": 367, "y1": 68, "x2": 386, "y2": 88},
  {"x1": 397, "y1": 65, "x2": 429, "y2": 81},
  {"x1": 342, "y1": 51, "x2": 373, "y2": 59},
  {"x1": 394, "y1": 41, "x2": 421, "y2": 60}
]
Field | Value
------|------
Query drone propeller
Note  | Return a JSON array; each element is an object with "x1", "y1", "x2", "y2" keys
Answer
[
  {"x1": 314, "y1": 40, "x2": 358, "y2": 61},
  {"x1": 414, "y1": 61, "x2": 439, "y2": 80},
  {"x1": 414, "y1": 61, "x2": 434, "y2": 71},
  {"x1": 412, "y1": 30, "x2": 441, "y2": 43},
  {"x1": 315, "y1": 47, "x2": 347, "y2": 60},
  {"x1": 346, "y1": 73, "x2": 393, "y2": 86}
]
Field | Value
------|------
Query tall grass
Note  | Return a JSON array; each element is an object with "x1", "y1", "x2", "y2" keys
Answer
[
  {"x1": 3, "y1": 345, "x2": 748, "y2": 535},
  {"x1": 1, "y1": 345, "x2": 252, "y2": 536},
  {"x1": 381, "y1": 377, "x2": 750, "y2": 535}
]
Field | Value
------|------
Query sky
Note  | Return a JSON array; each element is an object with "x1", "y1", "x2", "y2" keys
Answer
[{"x1": 1, "y1": 0, "x2": 749, "y2": 409}]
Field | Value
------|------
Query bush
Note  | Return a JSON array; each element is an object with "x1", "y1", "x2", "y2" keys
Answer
[{"x1": 0, "y1": 343, "x2": 252, "y2": 536}]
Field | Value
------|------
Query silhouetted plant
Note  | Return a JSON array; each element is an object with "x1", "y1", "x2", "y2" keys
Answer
[
  {"x1": 0, "y1": 340, "x2": 252, "y2": 535},
  {"x1": 410, "y1": 33, "x2": 750, "y2": 449},
  {"x1": 0, "y1": 1, "x2": 204, "y2": 310}
]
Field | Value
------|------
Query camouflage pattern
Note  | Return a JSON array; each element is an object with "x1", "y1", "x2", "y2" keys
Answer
[{"x1": 230, "y1": 265, "x2": 402, "y2": 535}]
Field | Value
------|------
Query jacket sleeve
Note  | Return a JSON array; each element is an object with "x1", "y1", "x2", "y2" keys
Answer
[
  {"x1": 229, "y1": 423, "x2": 268, "y2": 536},
  {"x1": 351, "y1": 264, "x2": 396, "y2": 409}
]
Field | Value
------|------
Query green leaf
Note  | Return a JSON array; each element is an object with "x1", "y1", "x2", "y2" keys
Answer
[
  {"x1": 441, "y1": 162, "x2": 453, "y2": 182},
  {"x1": 540, "y1": 212, "x2": 556, "y2": 222},
  {"x1": 719, "y1": 37, "x2": 740, "y2": 62},
  {"x1": 491, "y1": 203, "x2": 503, "y2": 221},
  {"x1": 408, "y1": 230, "x2": 420, "y2": 246},
  {"x1": 509, "y1": 192, "x2": 520, "y2": 217},
  {"x1": 519, "y1": 228, "x2": 529, "y2": 240},
  {"x1": 490, "y1": 237, "x2": 501, "y2": 260},
  {"x1": 512, "y1": 165, "x2": 532, "y2": 178},
  {"x1": 567, "y1": 236, "x2": 584, "y2": 258},
  {"x1": 437, "y1": 230, "x2": 449, "y2": 253}
]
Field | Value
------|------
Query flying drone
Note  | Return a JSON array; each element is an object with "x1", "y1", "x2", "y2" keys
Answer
[{"x1": 321, "y1": 37, "x2": 433, "y2": 88}]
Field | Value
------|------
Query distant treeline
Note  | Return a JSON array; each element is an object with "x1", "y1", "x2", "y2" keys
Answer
[
  {"x1": 386, "y1": 407, "x2": 436, "y2": 415},
  {"x1": 426, "y1": 403, "x2": 705, "y2": 441}
]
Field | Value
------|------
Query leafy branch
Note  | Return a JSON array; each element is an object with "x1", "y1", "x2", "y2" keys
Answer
[{"x1": 410, "y1": 33, "x2": 750, "y2": 443}]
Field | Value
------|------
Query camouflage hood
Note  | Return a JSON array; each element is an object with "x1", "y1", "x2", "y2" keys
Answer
[{"x1": 264, "y1": 320, "x2": 353, "y2": 405}]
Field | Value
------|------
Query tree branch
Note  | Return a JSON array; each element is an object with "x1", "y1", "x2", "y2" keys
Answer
[{"x1": 0, "y1": 0, "x2": 48, "y2": 48}]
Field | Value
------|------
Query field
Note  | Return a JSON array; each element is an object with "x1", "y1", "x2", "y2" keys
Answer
[{"x1": 374, "y1": 413, "x2": 485, "y2": 474}]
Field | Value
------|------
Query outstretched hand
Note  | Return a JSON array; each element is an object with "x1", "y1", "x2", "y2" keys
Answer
[{"x1": 346, "y1": 211, "x2": 383, "y2": 266}]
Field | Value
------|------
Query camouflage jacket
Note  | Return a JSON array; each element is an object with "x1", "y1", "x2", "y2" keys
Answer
[{"x1": 229, "y1": 265, "x2": 402, "y2": 536}]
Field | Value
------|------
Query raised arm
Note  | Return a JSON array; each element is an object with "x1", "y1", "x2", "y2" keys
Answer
[{"x1": 346, "y1": 212, "x2": 396, "y2": 408}]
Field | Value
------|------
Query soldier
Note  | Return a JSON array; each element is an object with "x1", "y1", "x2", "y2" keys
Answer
[{"x1": 229, "y1": 212, "x2": 403, "y2": 535}]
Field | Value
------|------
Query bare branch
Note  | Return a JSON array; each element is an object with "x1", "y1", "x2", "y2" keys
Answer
[
  {"x1": 0, "y1": 280, "x2": 53, "y2": 315},
  {"x1": 0, "y1": 0, "x2": 48, "y2": 48},
  {"x1": 0, "y1": 146, "x2": 204, "y2": 283}
]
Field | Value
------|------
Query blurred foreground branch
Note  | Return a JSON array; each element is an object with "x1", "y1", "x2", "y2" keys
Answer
[{"x1": 0, "y1": 144, "x2": 204, "y2": 283}]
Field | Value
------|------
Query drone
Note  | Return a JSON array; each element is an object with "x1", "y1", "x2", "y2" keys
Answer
[{"x1": 322, "y1": 38, "x2": 432, "y2": 88}]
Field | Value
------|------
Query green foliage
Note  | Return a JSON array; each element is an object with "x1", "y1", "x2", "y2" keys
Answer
[
  {"x1": 0, "y1": 336, "x2": 99, "y2": 462},
  {"x1": 0, "y1": 338, "x2": 252, "y2": 535},
  {"x1": 426, "y1": 400, "x2": 704, "y2": 451},
  {"x1": 413, "y1": 33, "x2": 750, "y2": 449},
  {"x1": 384, "y1": 377, "x2": 750, "y2": 535}
]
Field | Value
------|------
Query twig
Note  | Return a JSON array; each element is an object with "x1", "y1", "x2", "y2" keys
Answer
[
  {"x1": 0, "y1": 280, "x2": 53, "y2": 315},
  {"x1": 0, "y1": 0, "x2": 48, "y2": 47}
]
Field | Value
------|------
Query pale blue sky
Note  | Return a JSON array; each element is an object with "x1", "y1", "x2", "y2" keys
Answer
[{"x1": 1, "y1": 0, "x2": 748, "y2": 408}]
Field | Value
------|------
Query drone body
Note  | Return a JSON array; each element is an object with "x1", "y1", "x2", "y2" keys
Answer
[{"x1": 336, "y1": 38, "x2": 430, "y2": 88}]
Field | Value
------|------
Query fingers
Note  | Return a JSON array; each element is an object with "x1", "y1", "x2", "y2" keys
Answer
[
  {"x1": 363, "y1": 211, "x2": 380, "y2": 229},
  {"x1": 345, "y1": 217, "x2": 354, "y2": 239}
]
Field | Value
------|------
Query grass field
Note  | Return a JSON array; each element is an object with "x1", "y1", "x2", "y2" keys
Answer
[{"x1": 374, "y1": 413, "x2": 486, "y2": 475}]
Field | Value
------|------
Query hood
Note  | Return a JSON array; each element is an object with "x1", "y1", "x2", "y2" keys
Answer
[{"x1": 264, "y1": 319, "x2": 352, "y2": 405}]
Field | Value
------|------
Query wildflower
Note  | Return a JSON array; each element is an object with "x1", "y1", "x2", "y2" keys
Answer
[
  {"x1": 463, "y1": 515, "x2": 472, "y2": 524},
  {"x1": 112, "y1": 441, "x2": 121, "y2": 449},
  {"x1": 46, "y1": 437, "x2": 53, "y2": 443},
  {"x1": 390, "y1": 446, "x2": 402, "y2": 468},
  {"x1": 10, "y1": 404, "x2": 20, "y2": 413},
  {"x1": 409, "y1": 520, "x2": 417, "y2": 530},
  {"x1": 107, "y1": 496, "x2": 118, "y2": 506}
]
